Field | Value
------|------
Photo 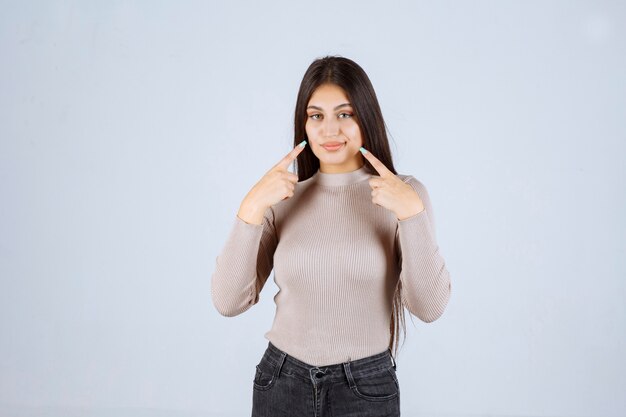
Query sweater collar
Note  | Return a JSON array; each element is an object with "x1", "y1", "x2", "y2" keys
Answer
[{"x1": 314, "y1": 164, "x2": 371, "y2": 187}]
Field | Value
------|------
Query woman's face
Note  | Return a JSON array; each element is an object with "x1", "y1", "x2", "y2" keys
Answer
[{"x1": 305, "y1": 83, "x2": 364, "y2": 173}]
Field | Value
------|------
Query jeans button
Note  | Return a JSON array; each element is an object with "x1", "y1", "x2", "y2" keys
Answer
[{"x1": 315, "y1": 371, "x2": 324, "y2": 378}]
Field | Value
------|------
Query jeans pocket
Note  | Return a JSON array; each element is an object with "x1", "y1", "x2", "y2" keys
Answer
[
  {"x1": 350, "y1": 366, "x2": 399, "y2": 402},
  {"x1": 253, "y1": 359, "x2": 279, "y2": 391}
]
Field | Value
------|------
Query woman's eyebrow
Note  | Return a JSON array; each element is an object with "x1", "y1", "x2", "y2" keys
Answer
[{"x1": 306, "y1": 103, "x2": 352, "y2": 111}]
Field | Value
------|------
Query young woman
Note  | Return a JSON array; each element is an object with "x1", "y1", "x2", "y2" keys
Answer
[{"x1": 211, "y1": 56, "x2": 452, "y2": 417}]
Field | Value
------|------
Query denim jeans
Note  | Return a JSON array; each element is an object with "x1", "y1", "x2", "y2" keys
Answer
[{"x1": 251, "y1": 341, "x2": 400, "y2": 417}]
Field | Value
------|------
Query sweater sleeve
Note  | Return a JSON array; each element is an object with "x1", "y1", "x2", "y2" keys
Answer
[
  {"x1": 395, "y1": 176, "x2": 452, "y2": 323},
  {"x1": 210, "y1": 207, "x2": 278, "y2": 317}
]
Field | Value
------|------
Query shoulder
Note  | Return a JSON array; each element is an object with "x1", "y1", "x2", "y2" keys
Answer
[
  {"x1": 396, "y1": 173, "x2": 413, "y2": 183},
  {"x1": 397, "y1": 173, "x2": 427, "y2": 190},
  {"x1": 396, "y1": 174, "x2": 433, "y2": 205}
]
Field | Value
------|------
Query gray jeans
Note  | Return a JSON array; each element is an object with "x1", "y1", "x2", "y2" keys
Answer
[{"x1": 252, "y1": 341, "x2": 400, "y2": 417}]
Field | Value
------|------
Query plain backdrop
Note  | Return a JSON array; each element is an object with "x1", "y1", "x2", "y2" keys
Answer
[{"x1": 1, "y1": 1, "x2": 625, "y2": 416}]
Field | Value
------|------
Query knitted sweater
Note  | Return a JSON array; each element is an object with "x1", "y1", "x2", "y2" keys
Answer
[{"x1": 210, "y1": 164, "x2": 452, "y2": 366}]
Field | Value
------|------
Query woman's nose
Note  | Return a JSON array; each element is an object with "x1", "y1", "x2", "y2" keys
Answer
[{"x1": 322, "y1": 117, "x2": 340, "y2": 137}]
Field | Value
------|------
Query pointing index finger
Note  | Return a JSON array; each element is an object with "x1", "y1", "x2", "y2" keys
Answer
[
  {"x1": 275, "y1": 140, "x2": 307, "y2": 171},
  {"x1": 360, "y1": 147, "x2": 393, "y2": 178}
]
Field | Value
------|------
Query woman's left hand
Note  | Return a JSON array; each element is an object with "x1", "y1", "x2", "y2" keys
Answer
[{"x1": 361, "y1": 147, "x2": 425, "y2": 221}]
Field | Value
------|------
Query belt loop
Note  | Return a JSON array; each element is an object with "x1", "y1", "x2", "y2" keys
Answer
[
  {"x1": 274, "y1": 351, "x2": 287, "y2": 378},
  {"x1": 342, "y1": 361, "x2": 356, "y2": 389},
  {"x1": 388, "y1": 348, "x2": 397, "y2": 370}
]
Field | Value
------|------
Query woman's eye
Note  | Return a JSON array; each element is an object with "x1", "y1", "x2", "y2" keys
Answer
[
  {"x1": 339, "y1": 112, "x2": 353, "y2": 119},
  {"x1": 309, "y1": 114, "x2": 321, "y2": 120}
]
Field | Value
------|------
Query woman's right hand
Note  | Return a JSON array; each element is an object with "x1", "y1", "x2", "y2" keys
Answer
[{"x1": 237, "y1": 141, "x2": 307, "y2": 225}]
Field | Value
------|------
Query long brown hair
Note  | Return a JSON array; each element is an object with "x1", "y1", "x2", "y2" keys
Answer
[{"x1": 292, "y1": 55, "x2": 407, "y2": 360}]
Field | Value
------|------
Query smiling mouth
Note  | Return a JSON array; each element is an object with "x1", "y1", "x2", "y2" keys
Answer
[{"x1": 322, "y1": 142, "x2": 345, "y2": 151}]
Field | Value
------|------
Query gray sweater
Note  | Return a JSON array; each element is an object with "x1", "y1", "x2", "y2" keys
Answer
[{"x1": 211, "y1": 164, "x2": 452, "y2": 366}]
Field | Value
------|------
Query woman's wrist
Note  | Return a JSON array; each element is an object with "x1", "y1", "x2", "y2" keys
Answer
[{"x1": 237, "y1": 199, "x2": 267, "y2": 225}]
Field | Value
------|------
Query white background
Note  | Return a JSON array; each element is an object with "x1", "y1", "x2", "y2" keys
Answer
[{"x1": 1, "y1": 1, "x2": 625, "y2": 416}]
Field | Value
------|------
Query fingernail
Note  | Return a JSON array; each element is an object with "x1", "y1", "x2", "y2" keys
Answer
[
  {"x1": 359, "y1": 146, "x2": 368, "y2": 154},
  {"x1": 299, "y1": 140, "x2": 307, "y2": 147}
]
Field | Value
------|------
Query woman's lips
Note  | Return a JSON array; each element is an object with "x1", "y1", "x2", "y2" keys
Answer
[{"x1": 322, "y1": 142, "x2": 345, "y2": 151}]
